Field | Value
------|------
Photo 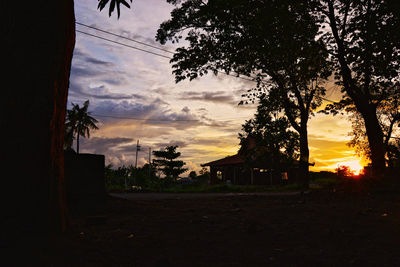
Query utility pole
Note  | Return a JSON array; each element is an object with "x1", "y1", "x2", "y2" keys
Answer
[
  {"x1": 135, "y1": 140, "x2": 141, "y2": 169},
  {"x1": 133, "y1": 140, "x2": 140, "y2": 186},
  {"x1": 148, "y1": 147, "x2": 151, "y2": 182}
]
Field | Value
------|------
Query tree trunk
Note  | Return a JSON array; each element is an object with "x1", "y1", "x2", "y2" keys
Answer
[
  {"x1": 77, "y1": 132, "x2": 80, "y2": 154},
  {"x1": 326, "y1": 2, "x2": 386, "y2": 176},
  {"x1": 361, "y1": 106, "x2": 386, "y2": 176},
  {"x1": 299, "y1": 125, "x2": 310, "y2": 190},
  {"x1": 1, "y1": 0, "x2": 75, "y2": 242}
]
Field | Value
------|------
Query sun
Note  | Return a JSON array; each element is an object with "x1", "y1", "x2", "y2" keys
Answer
[{"x1": 337, "y1": 160, "x2": 364, "y2": 176}]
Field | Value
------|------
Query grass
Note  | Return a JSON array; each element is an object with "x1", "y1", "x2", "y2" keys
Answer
[
  {"x1": 106, "y1": 176, "x2": 340, "y2": 193},
  {"x1": 156, "y1": 183, "x2": 301, "y2": 193}
]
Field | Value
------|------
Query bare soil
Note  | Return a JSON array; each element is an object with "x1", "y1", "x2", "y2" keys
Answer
[{"x1": 9, "y1": 183, "x2": 400, "y2": 266}]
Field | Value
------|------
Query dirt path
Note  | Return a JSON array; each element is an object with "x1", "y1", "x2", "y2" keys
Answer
[
  {"x1": 110, "y1": 191, "x2": 301, "y2": 200},
  {"x1": 15, "y1": 188, "x2": 400, "y2": 266}
]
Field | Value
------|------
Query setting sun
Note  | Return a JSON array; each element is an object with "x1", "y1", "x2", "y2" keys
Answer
[{"x1": 337, "y1": 160, "x2": 364, "y2": 175}]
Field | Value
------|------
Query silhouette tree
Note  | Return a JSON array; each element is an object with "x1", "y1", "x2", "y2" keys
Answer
[
  {"x1": 2, "y1": 0, "x2": 132, "y2": 238},
  {"x1": 314, "y1": 0, "x2": 400, "y2": 175},
  {"x1": 65, "y1": 100, "x2": 99, "y2": 154},
  {"x1": 336, "y1": 165, "x2": 352, "y2": 177},
  {"x1": 346, "y1": 88, "x2": 400, "y2": 167},
  {"x1": 239, "y1": 97, "x2": 300, "y2": 180},
  {"x1": 239, "y1": 94, "x2": 300, "y2": 169},
  {"x1": 152, "y1": 146, "x2": 187, "y2": 181},
  {"x1": 189, "y1": 171, "x2": 197, "y2": 179},
  {"x1": 156, "y1": 0, "x2": 331, "y2": 188}
]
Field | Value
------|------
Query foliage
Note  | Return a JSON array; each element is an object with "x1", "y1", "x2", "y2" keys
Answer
[
  {"x1": 97, "y1": 0, "x2": 132, "y2": 18},
  {"x1": 347, "y1": 87, "x2": 400, "y2": 164},
  {"x1": 104, "y1": 163, "x2": 159, "y2": 191},
  {"x1": 152, "y1": 145, "x2": 187, "y2": 180},
  {"x1": 239, "y1": 94, "x2": 300, "y2": 168},
  {"x1": 188, "y1": 171, "x2": 197, "y2": 179},
  {"x1": 157, "y1": 0, "x2": 333, "y2": 189},
  {"x1": 191, "y1": 168, "x2": 210, "y2": 185},
  {"x1": 65, "y1": 100, "x2": 99, "y2": 153},
  {"x1": 336, "y1": 165, "x2": 352, "y2": 177},
  {"x1": 314, "y1": 0, "x2": 400, "y2": 170}
]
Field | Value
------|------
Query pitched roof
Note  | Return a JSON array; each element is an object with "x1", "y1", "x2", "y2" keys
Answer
[{"x1": 201, "y1": 154, "x2": 244, "y2": 167}]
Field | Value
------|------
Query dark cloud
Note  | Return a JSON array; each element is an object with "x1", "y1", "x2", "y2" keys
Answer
[
  {"x1": 80, "y1": 137, "x2": 134, "y2": 154},
  {"x1": 69, "y1": 82, "x2": 142, "y2": 100},
  {"x1": 73, "y1": 48, "x2": 115, "y2": 67},
  {"x1": 116, "y1": 29, "x2": 177, "y2": 53},
  {"x1": 179, "y1": 91, "x2": 237, "y2": 105},
  {"x1": 91, "y1": 99, "x2": 215, "y2": 130},
  {"x1": 69, "y1": 47, "x2": 134, "y2": 100}
]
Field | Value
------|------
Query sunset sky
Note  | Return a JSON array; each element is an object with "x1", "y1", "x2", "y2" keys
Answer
[{"x1": 69, "y1": 0, "x2": 367, "y2": 174}]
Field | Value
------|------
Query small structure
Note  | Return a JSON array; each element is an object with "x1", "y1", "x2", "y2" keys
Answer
[
  {"x1": 202, "y1": 154, "x2": 291, "y2": 185},
  {"x1": 201, "y1": 136, "x2": 298, "y2": 185}
]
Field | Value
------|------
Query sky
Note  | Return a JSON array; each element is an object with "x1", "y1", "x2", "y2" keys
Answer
[{"x1": 69, "y1": 0, "x2": 367, "y2": 174}]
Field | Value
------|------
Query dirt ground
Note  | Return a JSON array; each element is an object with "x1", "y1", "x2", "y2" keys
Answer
[{"x1": 12, "y1": 183, "x2": 400, "y2": 266}]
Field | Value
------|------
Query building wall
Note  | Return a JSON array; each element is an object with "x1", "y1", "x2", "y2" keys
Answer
[{"x1": 64, "y1": 151, "x2": 105, "y2": 214}]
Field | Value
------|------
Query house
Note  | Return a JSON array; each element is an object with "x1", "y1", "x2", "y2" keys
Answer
[{"x1": 201, "y1": 136, "x2": 300, "y2": 185}]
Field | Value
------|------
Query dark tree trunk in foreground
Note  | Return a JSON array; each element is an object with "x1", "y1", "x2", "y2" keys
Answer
[
  {"x1": 299, "y1": 125, "x2": 310, "y2": 190},
  {"x1": 326, "y1": 2, "x2": 386, "y2": 176},
  {"x1": 1, "y1": 0, "x2": 75, "y2": 241},
  {"x1": 361, "y1": 106, "x2": 386, "y2": 175}
]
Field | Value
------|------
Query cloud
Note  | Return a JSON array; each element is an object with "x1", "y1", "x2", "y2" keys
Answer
[
  {"x1": 90, "y1": 99, "x2": 224, "y2": 130},
  {"x1": 178, "y1": 90, "x2": 237, "y2": 105},
  {"x1": 69, "y1": 82, "x2": 141, "y2": 100},
  {"x1": 69, "y1": 47, "x2": 136, "y2": 100},
  {"x1": 152, "y1": 140, "x2": 188, "y2": 150},
  {"x1": 80, "y1": 137, "x2": 134, "y2": 155}
]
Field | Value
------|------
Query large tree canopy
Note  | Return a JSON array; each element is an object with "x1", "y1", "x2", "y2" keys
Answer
[
  {"x1": 345, "y1": 87, "x2": 400, "y2": 166},
  {"x1": 158, "y1": 0, "x2": 400, "y2": 176},
  {"x1": 157, "y1": 0, "x2": 331, "y2": 188},
  {"x1": 315, "y1": 0, "x2": 400, "y2": 173}
]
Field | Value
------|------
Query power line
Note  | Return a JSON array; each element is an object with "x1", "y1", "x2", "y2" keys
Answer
[
  {"x1": 76, "y1": 21, "x2": 175, "y2": 54},
  {"x1": 75, "y1": 27, "x2": 338, "y2": 103},
  {"x1": 76, "y1": 30, "x2": 172, "y2": 59},
  {"x1": 75, "y1": 28, "x2": 256, "y2": 83}
]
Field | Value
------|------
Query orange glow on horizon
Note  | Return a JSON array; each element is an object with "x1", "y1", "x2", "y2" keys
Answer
[{"x1": 337, "y1": 160, "x2": 364, "y2": 176}]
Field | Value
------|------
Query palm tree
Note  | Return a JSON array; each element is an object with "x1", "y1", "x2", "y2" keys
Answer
[{"x1": 65, "y1": 100, "x2": 99, "y2": 153}]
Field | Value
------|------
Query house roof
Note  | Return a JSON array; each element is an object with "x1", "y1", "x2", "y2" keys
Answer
[{"x1": 201, "y1": 154, "x2": 244, "y2": 167}]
